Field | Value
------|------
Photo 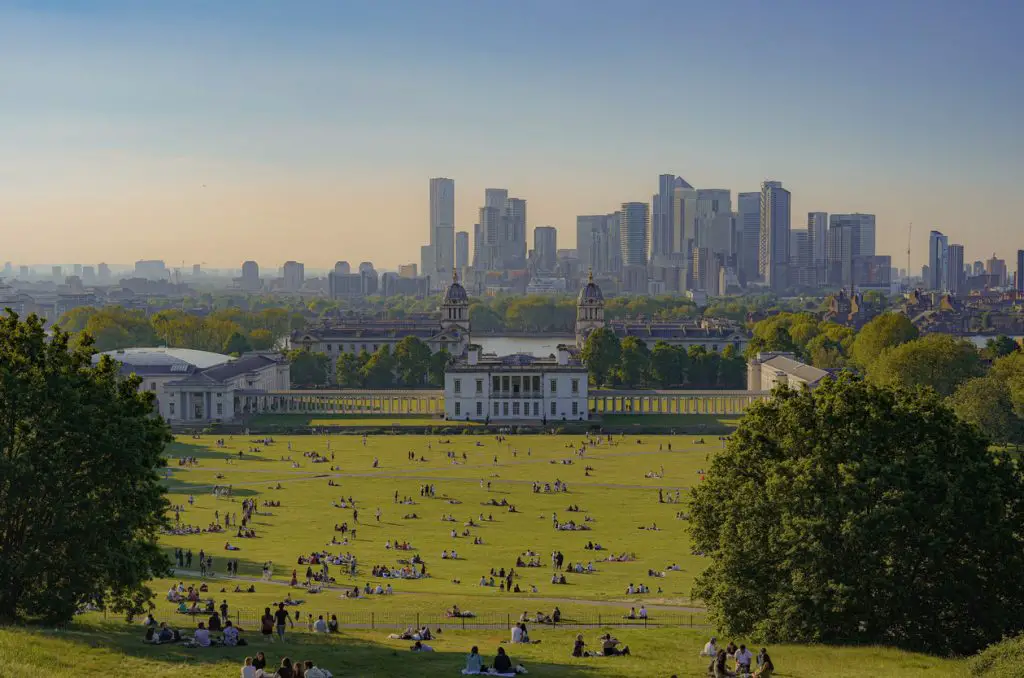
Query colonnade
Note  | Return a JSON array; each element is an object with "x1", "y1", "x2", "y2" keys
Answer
[
  {"x1": 588, "y1": 390, "x2": 765, "y2": 415},
  {"x1": 237, "y1": 390, "x2": 444, "y2": 416}
]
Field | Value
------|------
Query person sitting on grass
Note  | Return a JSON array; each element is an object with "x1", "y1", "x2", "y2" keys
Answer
[
  {"x1": 274, "y1": 657, "x2": 294, "y2": 678},
  {"x1": 411, "y1": 640, "x2": 434, "y2": 652},
  {"x1": 313, "y1": 615, "x2": 328, "y2": 633},
  {"x1": 327, "y1": 614, "x2": 339, "y2": 633},
  {"x1": 711, "y1": 650, "x2": 735, "y2": 678},
  {"x1": 492, "y1": 647, "x2": 513, "y2": 674},
  {"x1": 600, "y1": 633, "x2": 630, "y2": 656},
  {"x1": 734, "y1": 644, "x2": 754, "y2": 673},
  {"x1": 303, "y1": 660, "x2": 333, "y2": 678},
  {"x1": 572, "y1": 633, "x2": 591, "y2": 657},
  {"x1": 241, "y1": 657, "x2": 257, "y2": 678},
  {"x1": 465, "y1": 646, "x2": 485, "y2": 673},
  {"x1": 222, "y1": 620, "x2": 239, "y2": 647},
  {"x1": 194, "y1": 621, "x2": 211, "y2": 648},
  {"x1": 754, "y1": 649, "x2": 774, "y2": 677}
]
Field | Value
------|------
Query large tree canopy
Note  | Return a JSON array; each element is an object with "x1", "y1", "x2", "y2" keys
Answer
[
  {"x1": 867, "y1": 333, "x2": 982, "y2": 397},
  {"x1": 690, "y1": 375, "x2": 1024, "y2": 655},
  {"x1": 0, "y1": 312, "x2": 170, "y2": 624},
  {"x1": 849, "y1": 312, "x2": 919, "y2": 369}
]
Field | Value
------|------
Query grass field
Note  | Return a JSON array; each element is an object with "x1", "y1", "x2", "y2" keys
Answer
[{"x1": 10, "y1": 430, "x2": 969, "y2": 676}]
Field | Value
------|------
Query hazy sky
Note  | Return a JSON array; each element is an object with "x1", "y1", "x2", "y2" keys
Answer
[{"x1": 2, "y1": 0, "x2": 1023, "y2": 272}]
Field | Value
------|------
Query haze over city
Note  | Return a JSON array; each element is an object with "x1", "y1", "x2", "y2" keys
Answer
[{"x1": 2, "y1": 0, "x2": 1023, "y2": 270}]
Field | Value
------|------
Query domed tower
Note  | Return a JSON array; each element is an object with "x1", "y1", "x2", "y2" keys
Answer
[
  {"x1": 575, "y1": 270, "x2": 606, "y2": 346},
  {"x1": 441, "y1": 270, "x2": 470, "y2": 336}
]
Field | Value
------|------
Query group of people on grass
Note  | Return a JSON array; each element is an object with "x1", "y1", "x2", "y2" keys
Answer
[
  {"x1": 701, "y1": 637, "x2": 775, "y2": 677},
  {"x1": 240, "y1": 654, "x2": 333, "y2": 678}
]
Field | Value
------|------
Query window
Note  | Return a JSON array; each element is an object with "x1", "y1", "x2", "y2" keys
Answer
[
  {"x1": 533, "y1": 402, "x2": 539, "y2": 416},
  {"x1": 513, "y1": 402, "x2": 520, "y2": 416},
  {"x1": 476, "y1": 402, "x2": 483, "y2": 416},
  {"x1": 169, "y1": 403, "x2": 175, "y2": 416},
  {"x1": 373, "y1": 344, "x2": 378, "y2": 352},
  {"x1": 453, "y1": 379, "x2": 462, "y2": 394},
  {"x1": 549, "y1": 379, "x2": 557, "y2": 394},
  {"x1": 492, "y1": 376, "x2": 501, "y2": 392},
  {"x1": 494, "y1": 402, "x2": 499, "y2": 415},
  {"x1": 550, "y1": 401, "x2": 557, "y2": 416},
  {"x1": 217, "y1": 403, "x2": 223, "y2": 416},
  {"x1": 350, "y1": 344, "x2": 356, "y2": 352},
  {"x1": 455, "y1": 402, "x2": 461, "y2": 416},
  {"x1": 503, "y1": 402, "x2": 509, "y2": 416},
  {"x1": 501, "y1": 375, "x2": 510, "y2": 392},
  {"x1": 475, "y1": 379, "x2": 483, "y2": 394},
  {"x1": 532, "y1": 376, "x2": 541, "y2": 392},
  {"x1": 572, "y1": 402, "x2": 578, "y2": 416},
  {"x1": 151, "y1": 382, "x2": 157, "y2": 391},
  {"x1": 571, "y1": 379, "x2": 579, "y2": 394},
  {"x1": 327, "y1": 344, "x2": 332, "y2": 352}
]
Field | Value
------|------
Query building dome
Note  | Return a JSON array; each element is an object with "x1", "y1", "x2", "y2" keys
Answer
[
  {"x1": 443, "y1": 271, "x2": 468, "y2": 304},
  {"x1": 577, "y1": 270, "x2": 603, "y2": 304}
]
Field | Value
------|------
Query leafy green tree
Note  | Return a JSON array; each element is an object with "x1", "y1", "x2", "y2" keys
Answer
[
  {"x1": 394, "y1": 336, "x2": 432, "y2": 386},
  {"x1": 248, "y1": 328, "x2": 275, "y2": 351},
  {"x1": 0, "y1": 312, "x2": 170, "y2": 624},
  {"x1": 868, "y1": 334, "x2": 982, "y2": 396},
  {"x1": 805, "y1": 334, "x2": 847, "y2": 368},
  {"x1": 361, "y1": 345, "x2": 397, "y2": 388},
  {"x1": 717, "y1": 344, "x2": 747, "y2": 389},
  {"x1": 650, "y1": 341, "x2": 684, "y2": 387},
  {"x1": 468, "y1": 304, "x2": 504, "y2": 333},
  {"x1": 222, "y1": 331, "x2": 252, "y2": 355},
  {"x1": 850, "y1": 312, "x2": 919, "y2": 369},
  {"x1": 287, "y1": 350, "x2": 330, "y2": 388},
  {"x1": 616, "y1": 337, "x2": 650, "y2": 387},
  {"x1": 428, "y1": 348, "x2": 451, "y2": 387},
  {"x1": 581, "y1": 328, "x2": 621, "y2": 387},
  {"x1": 949, "y1": 375, "x2": 1023, "y2": 445},
  {"x1": 690, "y1": 375, "x2": 1024, "y2": 655},
  {"x1": 335, "y1": 352, "x2": 365, "y2": 388},
  {"x1": 983, "y1": 335, "x2": 1022, "y2": 361}
]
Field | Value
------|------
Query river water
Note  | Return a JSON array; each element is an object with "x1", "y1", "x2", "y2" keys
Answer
[{"x1": 476, "y1": 335, "x2": 1021, "y2": 357}]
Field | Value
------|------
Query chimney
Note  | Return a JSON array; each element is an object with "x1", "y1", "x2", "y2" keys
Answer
[
  {"x1": 467, "y1": 345, "x2": 479, "y2": 366},
  {"x1": 556, "y1": 344, "x2": 569, "y2": 366}
]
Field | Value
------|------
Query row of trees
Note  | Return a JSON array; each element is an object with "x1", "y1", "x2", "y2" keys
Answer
[
  {"x1": 581, "y1": 327, "x2": 747, "y2": 389},
  {"x1": 57, "y1": 306, "x2": 306, "y2": 354},
  {"x1": 287, "y1": 337, "x2": 449, "y2": 389}
]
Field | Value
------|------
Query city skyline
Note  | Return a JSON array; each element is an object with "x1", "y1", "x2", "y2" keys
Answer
[{"x1": 2, "y1": 1, "x2": 1023, "y2": 269}]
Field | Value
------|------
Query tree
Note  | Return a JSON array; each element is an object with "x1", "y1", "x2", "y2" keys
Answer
[
  {"x1": 717, "y1": 344, "x2": 747, "y2": 389},
  {"x1": 287, "y1": 350, "x2": 329, "y2": 388},
  {"x1": 222, "y1": 331, "x2": 252, "y2": 356},
  {"x1": 850, "y1": 312, "x2": 919, "y2": 369},
  {"x1": 393, "y1": 336, "x2": 432, "y2": 386},
  {"x1": 983, "y1": 335, "x2": 1022, "y2": 361},
  {"x1": 650, "y1": 342, "x2": 683, "y2": 387},
  {"x1": 248, "y1": 328, "x2": 275, "y2": 351},
  {"x1": 949, "y1": 376, "x2": 1023, "y2": 445},
  {"x1": 0, "y1": 312, "x2": 170, "y2": 624},
  {"x1": 868, "y1": 333, "x2": 982, "y2": 397},
  {"x1": 805, "y1": 334, "x2": 847, "y2": 369},
  {"x1": 428, "y1": 348, "x2": 450, "y2": 387},
  {"x1": 690, "y1": 375, "x2": 1024, "y2": 655},
  {"x1": 335, "y1": 352, "x2": 365, "y2": 388},
  {"x1": 616, "y1": 337, "x2": 650, "y2": 387},
  {"x1": 581, "y1": 328, "x2": 621, "y2": 387},
  {"x1": 361, "y1": 345, "x2": 397, "y2": 388}
]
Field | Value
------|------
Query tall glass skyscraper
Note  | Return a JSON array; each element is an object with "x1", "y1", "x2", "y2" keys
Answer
[{"x1": 619, "y1": 202, "x2": 651, "y2": 268}]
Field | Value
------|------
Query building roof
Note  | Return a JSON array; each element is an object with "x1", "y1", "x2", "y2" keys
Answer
[
  {"x1": 761, "y1": 354, "x2": 829, "y2": 386},
  {"x1": 577, "y1": 270, "x2": 604, "y2": 303},
  {"x1": 96, "y1": 347, "x2": 232, "y2": 375},
  {"x1": 443, "y1": 271, "x2": 468, "y2": 304},
  {"x1": 447, "y1": 349, "x2": 587, "y2": 373}
]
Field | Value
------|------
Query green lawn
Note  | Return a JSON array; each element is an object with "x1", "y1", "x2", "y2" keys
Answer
[
  {"x1": 7, "y1": 431, "x2": 971, "y2": 676},
  {"x1": 0, "y1": 623, "x2": 966, "y2": 677},
  {"x1": 597, "y1": 414, "x2": 741, "y2": 431}
]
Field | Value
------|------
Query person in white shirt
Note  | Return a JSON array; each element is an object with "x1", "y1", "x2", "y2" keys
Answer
[
  {"x1": 194, "y1": 622, "x2": 211, "y2": 647},
  {"x1": 303, "y1": 661, "x2": 333, "y2": 678},
  {"x1": 313, "y1": 615, "x2": 328, "y2": 633},
  {"x1": 735, "y1": 644, "x2": 754, "y2": 673},
  {"x1": 241, "y1": 657, "x2": 257, "y2": 678},
  {"x1": 638, "y1": 606, "x2": 648, "y2": 619},
  {"x1": 223, "y1": 621, "x2": 239, "y2": 646},
  {"x1": 701, "y1": 637, "x2": 718, "y2": 656},
  {"x1": 511, "y1": 624, "x2": 524, "y2": 644}
]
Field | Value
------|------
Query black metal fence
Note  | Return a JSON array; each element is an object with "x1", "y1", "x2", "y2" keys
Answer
[{"x1": 156, "y1": 604, "x2": 709, "y2": 632}]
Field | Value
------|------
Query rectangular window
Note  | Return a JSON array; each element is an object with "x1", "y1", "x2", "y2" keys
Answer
[
  {"x1": 532, "y1": 376, "x2": 541, "y2": 392},
  {"x1": 550, "y1": 401, "x2": 557, "y2": 416},
  {"x1": 550, "y1": 379, "x2": 557, "y2": 394},
  {"x1": 501, "y1": 375, "x2": 510, "y2": 392},
  {"x1": 571, "y1": 379, "x2": 579, "y2": 394},
  {"x1": 169, "y1": 403, "x2": 175, "y2": 416},
  {"x1": 455, "y1": 402, "x2": 461, "y2": 416},
  {"x1": 476, "y1": 402, "x2": 483, "y2": 416},
  {"x1": 494, "y1": 402, "x2": 499, "y2": 415},
  {"x1": 533, "y1": 402, "x2": 539, "y2": 416},
  {"x1": 513, "y1": 402, "x2": 520, "y2": 416},
  {"x1": 217, "y1": 403, "x2": 223, "y2": 416},
  {"x1": 327, "y1": 344, "x2": 332, "y2": 352},
  {"x1": 151, "y1": 382, "x2": 157, "y2": 391},
  {"x1": 454, "y1": 379, "x2": 462, "y2": 394},
  {"x1": 503, "y1": 402, "x2": 509, "y2": 416},
  {"x1": 572, "y1": 402, "x2": 579, "y2": 416},
  {"x1": 492, "y1": 376, "x2": 501, "y2": 392},
  {"x1": 475, "y1": 379, "x2": 483, "y2": 394},
  {"x1": 350, "y1": 344, "x2": 356, "y2": 352},
  {"x1": 373, "y1": 344, "x2": 378, "y2": 352}
]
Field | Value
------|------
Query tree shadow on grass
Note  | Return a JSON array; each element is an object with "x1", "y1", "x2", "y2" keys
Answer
[
  {"x1": 167, "y1": 440, "x2": 277, "y2": 464},
  {"x1": 48, "y1": 621, "x2": 604, "y2": 678}
]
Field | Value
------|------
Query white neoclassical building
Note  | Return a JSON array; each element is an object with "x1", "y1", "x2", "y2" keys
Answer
[
  {"x1": 444, "y1": 344, "x2": 589, "y2": 422},
  {"x1": 747, "y1": 351, "x2": 829, "y2": 392},
  {"x1": 97, "y1": 347, "x2": 289, "y2": 423}
]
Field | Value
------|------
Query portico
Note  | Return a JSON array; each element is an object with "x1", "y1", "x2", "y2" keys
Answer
[
  {"x1": 236, "y1": 390, "x2": 446, "y2": 416},
  {"x1": 589, "y1": 390, "x2": 765, "y2": 415}
]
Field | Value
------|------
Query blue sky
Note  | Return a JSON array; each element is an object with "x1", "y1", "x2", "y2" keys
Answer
[{"x1": 1, "y1": 0, "x2": 1022, "y2": 270}]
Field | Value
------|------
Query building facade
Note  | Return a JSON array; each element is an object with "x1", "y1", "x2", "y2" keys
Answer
[
  {"x1": 455, "y1": 230, "x2": 470, "y2": 270},
  {"x1": 429, "y1": 177, "x2": 455, "y2": 283},
  {"x1": 928, "y1": 230, "x2": 949, "y2": 291},
  {"x1": 759, "y1": 181, "x2": 791, "y2": 291},
  {"x1": 444, "y1": 344, "x2": 589, "y2": 422},
  {"x1": 747, "y1": 352, "x2": 829, "y2": 392},
  {"x1": 532, "y1": 226, "x2": 558, "y2": 272}
]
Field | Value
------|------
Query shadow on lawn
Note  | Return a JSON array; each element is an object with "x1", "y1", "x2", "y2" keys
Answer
[
  {"x1": 167, "y1": 440, "x2": 277, "y2": 464},
  {"x1": 56, "y1": 621, "x2": 603, "y2": 678}
]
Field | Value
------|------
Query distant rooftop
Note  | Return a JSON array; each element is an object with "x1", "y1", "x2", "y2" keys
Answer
[{"x1": 96, "y1": 347, "x2": 232, "y2": 369}]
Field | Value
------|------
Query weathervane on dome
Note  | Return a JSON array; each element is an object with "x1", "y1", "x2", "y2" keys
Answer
[{"x1": 588, "y1": 268, "x2": 593, "y2": 283}]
